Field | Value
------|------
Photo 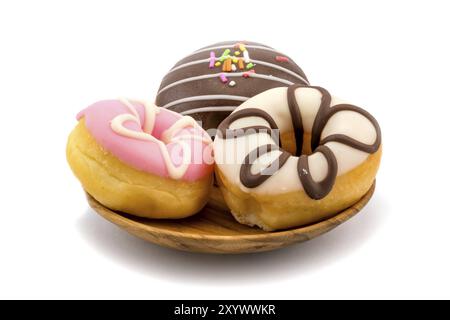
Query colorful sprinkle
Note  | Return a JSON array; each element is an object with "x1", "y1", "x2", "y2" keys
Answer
[
  {"x1": 243, "y1": 72, "x2": 250, "y2": 78},
  {"x1": 209, "y1": 52, "x2": 216, "y2": 69},
  {"x1": 234, "y1": 51, "x2": 241, "y2": 56},
  {"x1": 231, "y1": 64, "x2": 237, "y2": 71},
  {"x1": 219, "y1": 73, "x2": 228, "y2": 83},
  {"x1": 232, "y1": 57, "x2": 238, "y2": 63},
  {"x1": 229, "y1": 80, "x2": 236, "y2": 87},
  {"x1": 246, "y1": 62, "x2": 254, "y2": 69},
  {"x1": 219, "y1": 49, "x2": 231, "y2": 62},
  {"x1": 215, "y1": 61, "x2": 221, "y2": 67},
  {"x1": 222, "y1": 60, "x2": 227, "y2": 72},
  {"x1": 239, "y1": 43, "x2": 246, "y2": 52},
  {"x1": 226, "y1": 58, "x2": 233, "y2": 69},
  {"x1": 243, "y1": 50, "x2": 250, "y2": 63},
  {"x1": 238, "y1": 59, "x2": 245, "y2": 70},
  {"x1": 276, "y1": 55, "x2": 289, "y2": 62},
  {"x1": 249, "y1": 69, "x2": 256, "y2": 74}
]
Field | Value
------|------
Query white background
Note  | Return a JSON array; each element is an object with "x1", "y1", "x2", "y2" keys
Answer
[{"x1": 1, "y1": 0, "x2": 449, "y2": 299}]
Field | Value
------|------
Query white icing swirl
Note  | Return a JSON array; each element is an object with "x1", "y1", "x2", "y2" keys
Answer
[{"x1": 110, "y1": 99, "x2": 211, "y2": 180}]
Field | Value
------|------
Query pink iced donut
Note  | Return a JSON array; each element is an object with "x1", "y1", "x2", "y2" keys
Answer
[{"x1": 67, "y1": 99, "x2": 214, "y2": 219}]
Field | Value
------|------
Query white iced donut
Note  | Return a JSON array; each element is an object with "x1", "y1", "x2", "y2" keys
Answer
[{"x1": 213, "y1": 85, "x2": 382, "y2": 231}]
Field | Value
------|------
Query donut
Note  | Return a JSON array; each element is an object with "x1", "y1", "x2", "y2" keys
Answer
[
  {"x1": 156, "y1": 40, "x2": 309, "y2": 132},
  {"x1": 67, "y1": 99, "x2": 214, "y2": 219},
  {"x1": 213, "y1": 85, "x2": 382, "y2": 231}
]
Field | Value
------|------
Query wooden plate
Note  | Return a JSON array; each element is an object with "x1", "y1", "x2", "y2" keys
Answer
[{"x1": 86, "y1": 182, "x2": 375, "y2": 254}]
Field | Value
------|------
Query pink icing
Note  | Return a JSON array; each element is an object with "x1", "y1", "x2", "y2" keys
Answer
[{"x1": 76, "y1": 100, "x2": 214, "y2": 181}]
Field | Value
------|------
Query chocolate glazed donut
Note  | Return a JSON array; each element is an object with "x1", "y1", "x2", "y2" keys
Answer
[
  {"x1": 155, "y1": 41, "x2": 309, "y2": 132},
  {"x1": 216, "y1": 85, "x2": 381, "y2": 200}
]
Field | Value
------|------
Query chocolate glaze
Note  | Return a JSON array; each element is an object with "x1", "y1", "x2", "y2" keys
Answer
[
  {"x1": 219, "y1": 85, "x2": 381, "y2": 200},
  {"x1": 156, "y1": 41, "x2": 309, "y2": 131}
]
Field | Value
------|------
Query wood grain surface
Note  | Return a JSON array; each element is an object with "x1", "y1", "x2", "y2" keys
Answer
[{"x1": 86, "y1": 182, "x2": 375, "y2": 254}]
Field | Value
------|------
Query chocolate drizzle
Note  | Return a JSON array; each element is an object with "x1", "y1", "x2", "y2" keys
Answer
[
  {"x1": 240, "y1": 145, "x2": 290, "y2": 188},
  {"x1": 312, "y1": 104, "x2": 382, "y2": 153},
  {"x1": 217, "y1": 108, "x2": 281, "y2": 146},
  {"x1": 298, "y1": 145, "x2": 337, "y2": 199},
  {"x1": 219, "y1": 84, "x2": 381, "y2": 200}
]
